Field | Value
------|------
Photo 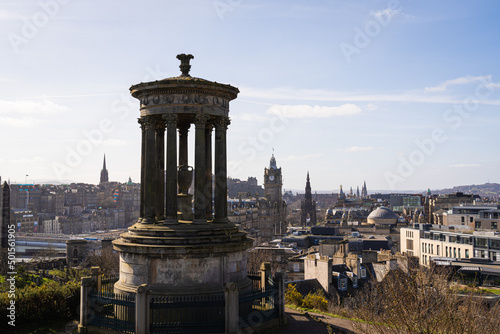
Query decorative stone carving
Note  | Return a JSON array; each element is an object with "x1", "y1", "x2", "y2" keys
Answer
[
  {"x1": 195, "y1": 114, "x2": 210, "y2": 127},
  {"x1": 163, "y1": 114, "x2": 178, "y2": 128},
  {"x1": 138, "y1": 117, "x2": 146, "y2": 130},
  {"x1": 215, "y1": 117, "x2": 231, "y2": 130},
  {"x1": 143, "y1": 115, "x2": 159, "y2": 129},
  {"x1": 194, "y1": 95, "x2": 208, "y2": 104},
  {"x1": 176, "y1": 53, "x2": 194, "y2": 77}
]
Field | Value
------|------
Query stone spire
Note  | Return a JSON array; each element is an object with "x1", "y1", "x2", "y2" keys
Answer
[
  {"x1": 301, "y1": 172, "x2": 316, "y2": 226},
  {"x1": 305, "y1": 171, "x2": 312, "y2": 202},
  {"x1": 361, "y1": 180, "x2": 368, "y2": 198},
  {"x1": 100, "y1": 154, "x2": 109, "y2": 184},
  {"x1": 269, "y1": 154, "x2": 277, "y2": 170}
]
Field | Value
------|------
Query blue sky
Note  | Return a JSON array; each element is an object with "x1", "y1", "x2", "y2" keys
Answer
[{"x1": 1, "y1": 0, "x2": 500, "y2": 192}]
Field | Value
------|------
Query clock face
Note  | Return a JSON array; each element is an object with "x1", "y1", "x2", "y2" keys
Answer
[{"x1": 269, "y1": 175, "x2": 275, "y2": 181}]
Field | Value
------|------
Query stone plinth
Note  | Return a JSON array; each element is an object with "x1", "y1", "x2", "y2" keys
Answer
[{"x1": 113, "y1": 222, "x2": 253, "y2": 296}]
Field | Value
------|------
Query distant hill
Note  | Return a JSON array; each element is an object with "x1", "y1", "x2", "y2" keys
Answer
[{"x1": 432, "y1": 183, "x2": 500, "y2": 198}]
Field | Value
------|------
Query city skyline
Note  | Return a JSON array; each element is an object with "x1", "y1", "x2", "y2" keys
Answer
[{"x1": 1, "y1": 1, "x2": 500, "y2": 191}]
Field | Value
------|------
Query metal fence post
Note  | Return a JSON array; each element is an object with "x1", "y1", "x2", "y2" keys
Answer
[
  {"x1": 136, "y1": 284, "x2": 149, "y2": 334},
  {"x1": 78, "y1": 277, "x2": 93, "y2": 334},
  {"x1": 224, "y1": 282, "x2": 238, "y2": 334}
]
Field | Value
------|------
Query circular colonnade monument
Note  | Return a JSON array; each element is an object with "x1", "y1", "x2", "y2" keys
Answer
[{"x1": 112, "y1": 54, "x2": 253, "y2": 297}]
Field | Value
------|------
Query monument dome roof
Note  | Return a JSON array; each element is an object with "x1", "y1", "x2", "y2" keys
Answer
[{"x1": 367, "y1": 206, "x2": 398, "y2": 220}]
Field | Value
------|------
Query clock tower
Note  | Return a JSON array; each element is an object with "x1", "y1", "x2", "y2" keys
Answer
[{"x1": 264, "y1": 154, "x2": 282, "y2": 204}]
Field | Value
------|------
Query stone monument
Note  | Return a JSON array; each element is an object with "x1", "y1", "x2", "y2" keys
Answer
[{"x1": 112, "y1": 54, "x2": 253, "y2": 297}]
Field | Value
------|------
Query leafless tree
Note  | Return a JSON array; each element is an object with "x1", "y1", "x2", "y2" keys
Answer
[
  {"x1": 347, "y1": 266, "x2": 500, "y2": 334},
  {"x1": 84, "y1": 247, "x2": 119, "y2": 275}
]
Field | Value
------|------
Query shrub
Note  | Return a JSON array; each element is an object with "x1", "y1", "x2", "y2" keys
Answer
[
  {"x1": 302, "y1": 289, "x2": 328, "y2": 311},
  {"x1": 0, "y1": 280, "x2": 80, "y2": 331},
  {"x1": 285, "y1": 284, "x2": 303, "y2": 307}
]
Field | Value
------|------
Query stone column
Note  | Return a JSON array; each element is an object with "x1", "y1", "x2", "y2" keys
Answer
[
  {"x1": 194, "y1": 115, "x2": 209, "y2": 223},
  {"x1": 274, "y1": 272, "x2": 285, "y2": 326},
  {"x1": 135, "y1": 284, "x2": 149, "y2": 334},
  {"x1": 138, "y1": 118, "x2": 146, "y2": 219},
  {"x1": 155, "y1": 119, "x2": 165, "y2": 220},
  {"x1": 178, "y1": 123, "x2": 190, "y2": 169},
  {"x1": 164, "y1": 114, "x2": 178, "y2": 223},
  {"x1": 90, "y1": 266, "x2": 101, "y2": 292},
  {"x1": 77, "y1": 277, "x2": 93, "y2": 334},
  {"x1": 205, "y1": 121, "x2": 213, "y2": 220},
  {"x1": 214, "y1": 117, "x2": 230, "y2": 223},
  {"x1": 224, "y1": 282, "x2": 239, "y2": 334},
  {"x1": 143, "y1": 116, "x2": 157, "y2": 222}
]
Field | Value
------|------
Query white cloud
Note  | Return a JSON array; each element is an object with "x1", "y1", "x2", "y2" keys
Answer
[
  {"x1": 267, "y1": 104, "x2": 362, "y2": 118},
  {"x1": 0, "y1": 117, "x2": 40, "y2": 127},
  {"x1": 425, "y1": 75, "x2": 491, "y2": 92},
  {"x1": 337, "y1": 146, "x2": 375, "y2": 152},
  {"x1": 364, "y1": 103, "x2": 378, "y2": 111},
  {"x1": 283, "y1": 153, "x2": 325, "y2": 161},
  {"x1": 240, "y1": 80, "x2": 500, "y2": 106},
  {"x1": 0, "y1": 99, "x2": 70, "y2": 114},
  {"x1": 9, "y1": 157, "x2": 44, "y2": 164},
  {"x1": 371, "y1": 8, "x2": 401, "y2": 21},
  {"x1": 449, "y1": 163, "x2": 481, "y2": 168},
  {"x1": 102, "y1": 139, "x2": 127, "y2": 146},
  {"x1": 232, "y1": 113, "x2": 270, "y2": 123}
]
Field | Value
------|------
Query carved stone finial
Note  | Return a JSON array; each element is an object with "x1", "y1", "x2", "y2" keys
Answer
[{"x1": 176, "y1": 54, "x2": 194, "y2": 77}]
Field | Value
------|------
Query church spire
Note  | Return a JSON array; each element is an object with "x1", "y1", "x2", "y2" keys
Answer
[{"x1": 100, "y1": 154, "x2": 109, "y2": 184}]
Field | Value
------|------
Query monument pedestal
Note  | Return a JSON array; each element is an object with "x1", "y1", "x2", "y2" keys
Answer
[{"x1": 113, "y1": 222, "x2": 253, "y2": 297}]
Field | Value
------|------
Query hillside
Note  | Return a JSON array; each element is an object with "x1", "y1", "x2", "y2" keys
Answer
[{"x1": 433, "y1": 183, "x2": 500, "y2": 198}]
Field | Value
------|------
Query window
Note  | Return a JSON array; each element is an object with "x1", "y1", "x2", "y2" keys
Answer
[
  {"x1": 475, "y1": 221, "x2": 482, "y2": 228},
  {"x1": 461, "y1": 216, "x2": 465, "y2": 223},
  {"x1": 446, "y1": 247, "x2": 448, "y2": 257},
  {"x1": 475, "y1": 238, "x2": 488, "y2": 247},
  {"x1": 465, "y1": 249, "x2": 469, "y2": 258},
  {"x1": 470, "y1": 216, "x2": 474, "y2": 223},
  {"x1": 454, "y1": 248, "x2": 457, "y2": 258},
  {"x1": 437, "y1": 245, "x2": 440, "y2": 256},
  {"x1": 492, "y1": 222, "x2": 497, "y2": 230},
  {"x1": 458, "y1": 249, "x2": 461, "y2": 258},
  {"x1": 489, "y1": 239, "x2": 500, "y2": 250}
]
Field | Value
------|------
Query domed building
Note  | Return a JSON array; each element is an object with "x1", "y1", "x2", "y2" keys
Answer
[{"x1": 367, "y1": 206, "x2": 399, "y2": 226}]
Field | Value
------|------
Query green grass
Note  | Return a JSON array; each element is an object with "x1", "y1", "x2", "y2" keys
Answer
[
  {"x1": 285, "y1": 303, "x2": 367, "y2": 323},
  {"x1": 454, "y1": 287, "x2": 500, "y2": 295},
  {"x1": 481, "y1": 288, "x2": 500, "y2": 295}
]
